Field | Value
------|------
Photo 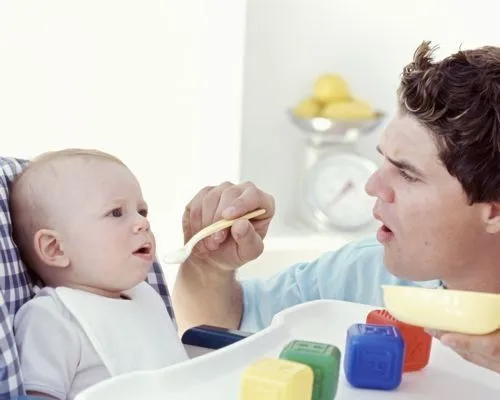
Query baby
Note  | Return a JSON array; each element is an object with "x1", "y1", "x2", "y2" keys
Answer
[{"x1": 11, "y1": 149, "x2": 188, "y2": 399}]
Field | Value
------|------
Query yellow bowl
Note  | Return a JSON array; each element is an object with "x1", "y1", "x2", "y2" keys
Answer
[{"x1": 381, "y1": 285, "x2": 500, "y2": 335}]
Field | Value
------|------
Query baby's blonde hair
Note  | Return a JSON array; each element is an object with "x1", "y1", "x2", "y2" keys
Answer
[{"x1": 10, "y1": 148, "x2": 127, "y2": 269}]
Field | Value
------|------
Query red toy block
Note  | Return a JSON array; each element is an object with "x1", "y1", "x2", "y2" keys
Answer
[{"x1": 366, "y1": 309, "x2": 432, "y2": 372}]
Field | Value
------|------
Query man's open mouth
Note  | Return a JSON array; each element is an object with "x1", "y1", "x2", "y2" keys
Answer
[{"x1": 380, "y1": 224, "x2": 393, "y2": 234}]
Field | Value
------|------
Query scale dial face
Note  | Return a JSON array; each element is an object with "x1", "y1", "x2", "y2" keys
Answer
[{"x1": 304, "y1": 153, "x2": 377, "y2": 230}]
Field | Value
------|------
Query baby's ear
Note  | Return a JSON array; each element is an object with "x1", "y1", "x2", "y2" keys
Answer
[{"x1": 33, "y1": 229, "x2": 70, "y2": 268}]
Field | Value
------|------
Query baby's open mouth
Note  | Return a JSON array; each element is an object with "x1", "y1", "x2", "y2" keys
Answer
[{"x1": 133, "y1": 244, "x2": 152, "y2": 255}]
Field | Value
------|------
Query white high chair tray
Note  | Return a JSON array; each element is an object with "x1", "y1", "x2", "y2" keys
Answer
[{"x1": 77, "y1": 300, "x2": 500, "y2": 399}]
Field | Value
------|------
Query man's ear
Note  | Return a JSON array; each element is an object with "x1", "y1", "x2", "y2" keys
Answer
[
  {"x1": 33, "y1": 229, "x2": 70, "y2": 268},
  {"x1": 482, "y1": 202, "x2": 500, "y2": 234}
]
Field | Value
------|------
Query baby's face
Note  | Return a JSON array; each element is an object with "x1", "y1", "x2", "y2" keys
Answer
[{"x1": 54, "y1": 160, "x2": 156, "y2": 294}]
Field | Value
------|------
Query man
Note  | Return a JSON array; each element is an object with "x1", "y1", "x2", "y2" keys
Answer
[{"x1": 173, "y1": 41, "x2": 500, "y2": 374}]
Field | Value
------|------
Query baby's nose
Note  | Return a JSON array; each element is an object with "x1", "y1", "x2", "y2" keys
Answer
[{"x1": 134, "y1": 216, "x2": 150, "y2": 232}]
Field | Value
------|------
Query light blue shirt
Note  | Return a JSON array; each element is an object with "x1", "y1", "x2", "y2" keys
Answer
[{"x1": 239, "y1": 236, "x2": 441, "y2": 332}]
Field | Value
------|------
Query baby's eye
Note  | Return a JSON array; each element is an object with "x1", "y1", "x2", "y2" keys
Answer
[
  {"x1": 109, "y1": 207, "x2": 123, "y2": 217},
  {"x1": 138, "y1": 208, "x2": 148, "y2": 217}
]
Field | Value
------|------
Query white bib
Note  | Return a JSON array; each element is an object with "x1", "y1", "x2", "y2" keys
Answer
[{"x1": 55, "y1": 282, "x2": 188, "y2": 376}]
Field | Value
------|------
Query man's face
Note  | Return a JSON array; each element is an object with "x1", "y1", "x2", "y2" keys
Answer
[{"x1": 365, "y1": 113, "x2": 485, "y2": 283}]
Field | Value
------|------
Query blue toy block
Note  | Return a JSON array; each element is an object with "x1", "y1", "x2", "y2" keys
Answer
[
  {"x1": 181, "y1": 325, "x2": 252, "y2": 349},
  {"x1": 344, "y1": 323, "x2": 405, "y2": 390}
]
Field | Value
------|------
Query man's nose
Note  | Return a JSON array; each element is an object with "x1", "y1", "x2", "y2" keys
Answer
[
  {"x1": 365, "y1": 169, "x2": 395, "y2": 203},
  {"x1": 133, "y1": 215, "x2": 150, "y2": 233}
]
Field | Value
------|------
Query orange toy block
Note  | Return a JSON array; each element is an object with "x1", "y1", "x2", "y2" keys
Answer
[{"x1": 366, "y1": 309, "x2": 432, "y2": 372}]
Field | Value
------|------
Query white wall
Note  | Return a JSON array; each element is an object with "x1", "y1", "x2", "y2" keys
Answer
[
  {"x1": 0, "y1": 1, "x2": 247, "y2": 259},
  {"x1": 2, "y1": 1, "x2": 498, "y2": 285},
  {"x1": 240, "y1": 0, "x2": 500, "y2": 236}
]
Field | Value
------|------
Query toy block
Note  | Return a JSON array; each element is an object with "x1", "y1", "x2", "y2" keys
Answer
[
  {"x1": 240, "y1": 358, "x2": 314, "y2": 400},
  {"x1": 279, "y1": 339, "x2": 341, "y2": 400},
  {"x1": 344, "y1": 323, "x2": 405, "y2": 390},
  {"x1": 181, "y1": 324, "x2": 252, "y2": 349},
  {"x1": 366, "y1": 309, "x2": 432, "y2": 372}
]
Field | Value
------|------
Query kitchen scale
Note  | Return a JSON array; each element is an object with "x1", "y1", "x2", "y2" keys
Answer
[{"x1": 288, "y1": 109, "x2": 385, "y2": 232}]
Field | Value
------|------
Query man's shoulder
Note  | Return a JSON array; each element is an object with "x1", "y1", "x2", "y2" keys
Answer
[
  {"x1": 314, "y1": 236, "x2": 439, "y2": 294},
  {"x1": 343, "y1": 235, "x2": 383, "y2": 253},
  {"x1": 320, "y1": 235, "x2": 384, "y2": 266},
  {"x1": 302, "y1": 235, "x2": 388, "y2": 288},
  {"x1": 312, "y1": 236, "x2": 400, "y2": 305}
]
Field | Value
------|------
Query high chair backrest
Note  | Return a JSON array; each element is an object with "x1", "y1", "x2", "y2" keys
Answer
[{"x1": 0, "y1": 157, "x2": 175, "y2": 398}]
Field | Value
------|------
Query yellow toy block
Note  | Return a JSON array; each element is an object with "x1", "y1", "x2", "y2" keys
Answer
[{"x1": 240, "y1": 358, "x2": 314, "y2": 400}]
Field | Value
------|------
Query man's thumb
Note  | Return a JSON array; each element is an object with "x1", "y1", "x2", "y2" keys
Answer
[{"x1": 231, "y1": 219, "x2": 264, "y2": 263}]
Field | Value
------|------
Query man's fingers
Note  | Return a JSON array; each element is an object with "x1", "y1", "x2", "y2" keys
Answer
[
  {"x1": 231, "y1": 219, "x2": 264, "y2": 263},
  {"x1": 448, "y1": 346, "x2": 500, "y2": 373},
  {"x1": 222, "y1": 184, "x2": 275, "y2": 228},
  {"x1": 440, "y1": 333, "x2": 472, "y2": 352},
  {"x1": 182, "y1": 205, "x2": 192, "y2": 243},
  {"x1": 439, "y1": 331, "x2": 500, "y2": 373},
  {"x1": 441, "y1": 332, "x2": 500, "y2": 357},
  {"x1": 190, "y1": 182, "x2": 242, "y2": 250},
  {"x1": 203, "y1": 228, "x2": 229, "y2": 252},
  {"x1": 216, "y1": 183, "x2": 254, "y2": 219},
  {"x1": 183, "y1": 181, "x2": 274, "y2": 259},
  {"x1": 186, "y1": 186, "x2": 214, "y2": 252},
  {"x1": 425, "y1": 329, "x2": 444, "y2": 340},
  {"x1": 201, "y1": 181, "x2": 234, "y2": 232}
]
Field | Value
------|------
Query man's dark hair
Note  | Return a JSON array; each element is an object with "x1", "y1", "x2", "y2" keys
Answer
[{"x1": 398, "y1": 41, "x2": 500, "y2": 204}]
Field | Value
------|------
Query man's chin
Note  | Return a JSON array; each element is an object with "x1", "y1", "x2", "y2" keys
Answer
[{"x1": 383, "y1": 255, "x2": 434, "y2": 282}]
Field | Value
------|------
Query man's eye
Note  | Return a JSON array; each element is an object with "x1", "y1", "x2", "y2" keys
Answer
[
  {"x1": 109, "y1": 208, "x2": 123, "y2": 217},
  {"x1": 399, "y1": 169, "x2": 418, "y2": 183},
  {"x1": 138, "y1": 209, "x2": 148, "y2": 217}
]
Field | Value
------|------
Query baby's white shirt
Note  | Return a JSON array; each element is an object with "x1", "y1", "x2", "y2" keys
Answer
[{"x1": 14, "y1": 283, "x2": 187, "y2": 400}]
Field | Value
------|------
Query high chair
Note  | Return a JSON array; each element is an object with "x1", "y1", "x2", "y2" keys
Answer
[{"x1": 0, "y1": 157, "x2": 175, "y2": 399}]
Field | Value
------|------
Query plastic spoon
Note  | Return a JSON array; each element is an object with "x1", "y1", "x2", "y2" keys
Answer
[{"x1": 162, "y1": 208, "x2": 266, "y2": 264}]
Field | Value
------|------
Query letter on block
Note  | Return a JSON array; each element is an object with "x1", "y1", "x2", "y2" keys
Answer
[
  {"x1": 366, "y1": 309, "x2": 432, "y2": 372},
  {"x1": 240, "y1": 358, "x2": 314, "y2": 400},
  {"x1": 279, "y1": 339, "x2": 341, "y2": 400},
  {"x1": 344, "y1": 323, "x2": 405, "y2": 390}
]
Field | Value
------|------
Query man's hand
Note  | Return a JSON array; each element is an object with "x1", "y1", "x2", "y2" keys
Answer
[
  {"x1": 173, "y1": 181, "x2": 275, "y2": 333},
  {"x1": 431, "y1": 329, "x2": 500, "y2": 373},
  {"x1": 182, "y1": 181, "x2": 275, "y2": 271}
]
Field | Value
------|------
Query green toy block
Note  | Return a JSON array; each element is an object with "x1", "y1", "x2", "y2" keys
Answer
[{"x1": 279, "y1": 340, "x2": 341, "y2": 400}]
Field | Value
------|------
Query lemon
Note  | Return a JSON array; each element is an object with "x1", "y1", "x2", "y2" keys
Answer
[
  {"x1": 313, "y1": 74, "x2": 351, "y2": 103},
  {"x1": 293, "y1": 97, "x2": 321, "y2": 118},
  {"x1": 321, "y1": 99, "x2": 376, "y2": 120}
]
